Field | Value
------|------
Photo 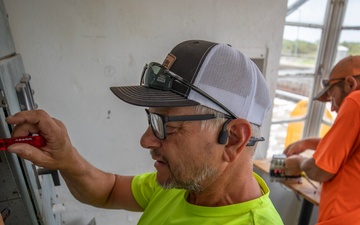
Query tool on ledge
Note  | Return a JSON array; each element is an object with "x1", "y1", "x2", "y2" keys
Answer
[
  {"x1": 0, "y1": 135, "x2": 45, "y2": 151},
  {"x1": 302, "y1": 173, "x2": 318, "y2": 190}
]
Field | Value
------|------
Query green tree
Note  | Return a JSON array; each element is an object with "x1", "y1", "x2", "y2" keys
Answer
[
  {"x1": 281, "y1": 39, "x2": 318, "y2": 56},
  {"x1": 340, "y1": 42, "x2": 360, "y2": 55}
]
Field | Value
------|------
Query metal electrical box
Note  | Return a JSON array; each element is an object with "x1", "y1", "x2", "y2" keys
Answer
[{"x1": 0, "y1": 1, "x2": 63, "y2": 224}]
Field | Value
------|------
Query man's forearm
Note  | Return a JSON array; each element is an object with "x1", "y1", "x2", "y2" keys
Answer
[
  {"x1": 59, "y1": 148, "x2": 116, "y2": 207},
  {"x1": 300, "y1": 157, "x2": 334, "y2": 182}
]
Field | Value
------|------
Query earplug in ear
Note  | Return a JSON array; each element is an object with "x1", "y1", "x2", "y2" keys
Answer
[{"x1": 218, "y1": 119, "x2": 231, "y2": 144}]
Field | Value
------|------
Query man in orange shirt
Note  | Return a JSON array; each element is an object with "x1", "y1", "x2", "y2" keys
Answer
[{"x1": 284, "y1": 55, "x2": 360, "y2": 224}]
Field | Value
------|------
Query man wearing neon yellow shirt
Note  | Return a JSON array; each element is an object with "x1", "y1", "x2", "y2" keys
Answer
[{"x1": 6, "y1": 40, "x2": 283, "y2": 224}]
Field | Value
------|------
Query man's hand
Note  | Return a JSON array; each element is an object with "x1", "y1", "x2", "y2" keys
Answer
[
  {"x1": 5, "y1": 109, "x2": 77, "y2": 171},
  {"x1": 283, "y1": 141, "x2": 306, "y2": 156},
  {"x1": 0, "y1": 214, "x2": 4, "y2": 225},
  {"x1": 283, "y1": 138, "x2": 321, "y2": 156},
  {"x1": 284, "y1": 155, "x2": 303, "y2": 176}
]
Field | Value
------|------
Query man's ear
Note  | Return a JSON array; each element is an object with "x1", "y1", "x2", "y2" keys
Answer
[
  {"x1": 222, "y1": 119, "x2": 251, "y2": 163},
  {"x1": 344, "y1": 75, "x2": 358, "y2": 92}
]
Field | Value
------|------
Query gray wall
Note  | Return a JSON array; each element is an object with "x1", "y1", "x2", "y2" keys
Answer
[{"x1": 3, "y1": 1, "x2": 287, "y2": 224}]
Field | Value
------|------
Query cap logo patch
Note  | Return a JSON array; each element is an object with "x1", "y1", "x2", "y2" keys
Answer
[{"x1": 163, "y1": 53, "x2": 176, "y2": 69}]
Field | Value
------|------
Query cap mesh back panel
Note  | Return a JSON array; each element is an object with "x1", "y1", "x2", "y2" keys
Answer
[{"x1": 188, "y1": 44, "x2": 271, "y2": 125}]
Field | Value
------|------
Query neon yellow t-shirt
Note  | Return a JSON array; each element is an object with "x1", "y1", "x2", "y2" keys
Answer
[{"x1": 132, "y1": 172, "x2": 283, "y2": 225}]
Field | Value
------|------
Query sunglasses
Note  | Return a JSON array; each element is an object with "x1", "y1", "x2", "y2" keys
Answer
[
  {"x1": 145, "y1": 109, "x2": 264, "y2": 146},
  {"x1": 321, "y1": 74, "x2": 360, "y2": 88},
  {"x1": 140, "y1": 62, "x2": 237, "y2": 119},
  {"x1": 145, "y1": 109, "x2": 231, "y2": 140},
  {"x1": 321, "y1": 78, "x2": 345, "y2": 88}
]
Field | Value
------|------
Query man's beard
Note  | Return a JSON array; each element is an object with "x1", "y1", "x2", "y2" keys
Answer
[
  {"x1": 151, "y1": 149, "x2": 218, "y2": 193},
  {"x1": 339, "y1": 87, "x2": 348, "y2": 106},
  {"x1": 158, "y1": 168, "x2": 216, "y2": 193},
  {"x1": 158, "y1": 166, "x2": 218, "y2": 193}
]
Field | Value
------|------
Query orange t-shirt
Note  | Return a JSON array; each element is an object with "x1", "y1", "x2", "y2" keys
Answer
[{"x1": 313, "y1": 91, "x2": 360, "y2": 224}]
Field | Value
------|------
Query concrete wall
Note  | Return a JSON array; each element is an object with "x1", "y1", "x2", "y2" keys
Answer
[{"x1": 3, "y1": 1, "x2": 287, "y2": 224}]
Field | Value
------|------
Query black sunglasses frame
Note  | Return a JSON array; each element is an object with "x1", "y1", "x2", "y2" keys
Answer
[
  {"x1": 322, "y1": 74, "x2": 360, "y2": 88},
  {"x1": 321, "y1": 78, "x2": 345, "y2": 88},
  {"x1": 145, "y1": 109, "x2": 231, "y2": 140},
  {"x1": 145, "y1": 109, "x2": 264, "y2": 146}
]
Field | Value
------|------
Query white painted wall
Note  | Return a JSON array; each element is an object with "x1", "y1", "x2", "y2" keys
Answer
[{"x1": 3, "y1": 1, "x2": 287, "y2": 224}]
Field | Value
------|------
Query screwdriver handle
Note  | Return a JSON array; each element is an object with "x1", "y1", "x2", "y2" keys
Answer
[{"x1": 0, "y1": 135, "x2": 45, "y2": 151}]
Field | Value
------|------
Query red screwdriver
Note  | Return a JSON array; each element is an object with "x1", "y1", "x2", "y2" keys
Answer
[{"x1": 0, "y1": 135, "x2": 46, "y2": 151}]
